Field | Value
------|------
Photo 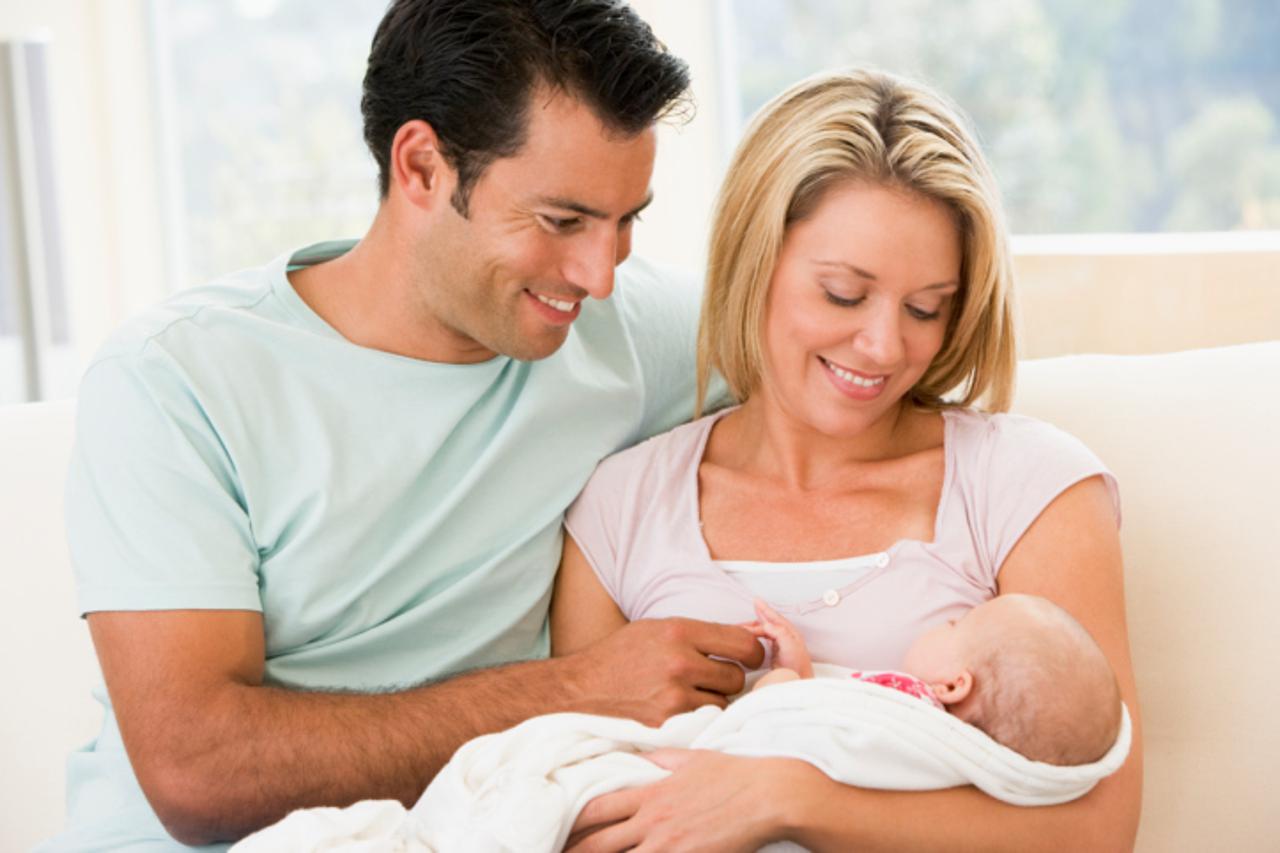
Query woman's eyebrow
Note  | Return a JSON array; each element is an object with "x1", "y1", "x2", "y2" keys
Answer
[
  {"x1": 813, "y1": 259, "x2": 877, "y2": 280},
  {"x1": 812, "y1": 259, "x2": 958, "y2": 290}
]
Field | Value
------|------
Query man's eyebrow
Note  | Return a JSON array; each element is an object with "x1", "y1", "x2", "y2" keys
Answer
[
  {"x1": 538, "y1": 192, "x2": 654, "y2": 220},
  {"x1": 813, "y1": 259, "x2": 959, "y2": 290}
]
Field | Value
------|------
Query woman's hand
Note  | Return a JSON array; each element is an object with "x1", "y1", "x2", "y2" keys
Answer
[{"x1": 565, "y1": 749, "x2": 812, "y2": 853}]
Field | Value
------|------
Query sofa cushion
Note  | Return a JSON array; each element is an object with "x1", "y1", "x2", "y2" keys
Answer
[
  {"x1": 0, "y1": 399, "x2": 102, "y2": 851},
  {"x1": 1014, "y1": 341, "x2": 1280, "y2": 852}
]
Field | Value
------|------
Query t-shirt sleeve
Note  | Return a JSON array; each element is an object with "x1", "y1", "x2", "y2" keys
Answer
[
  {"x1": 562, "y1": 448, "x2": 645, "y2": 614},
  {"x1": 67, "y1": 350, "x2": 262, "y2": 615},
  {"x1": 613, "y1": 257, "x2": 728, "y2": 442},
  {"x1": 976, "y1": 414, "x2": 1122, "y2": 578}
]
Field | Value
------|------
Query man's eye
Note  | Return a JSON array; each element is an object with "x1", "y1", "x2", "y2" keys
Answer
[{"x1": 540, "y1": 215, "x2": 583, "y2": 232}]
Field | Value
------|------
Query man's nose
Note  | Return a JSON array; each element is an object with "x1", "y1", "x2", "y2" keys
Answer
[{"x1": 563, "y1": 230, "x2": 621, "y2": 301}]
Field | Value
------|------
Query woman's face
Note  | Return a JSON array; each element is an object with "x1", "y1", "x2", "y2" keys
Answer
[{"x1": 759, "y1": 181, "x2": 963, "y2": 439}]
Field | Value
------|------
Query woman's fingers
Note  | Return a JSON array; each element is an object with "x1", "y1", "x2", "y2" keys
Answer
[
  {"x1": 643, "y1": 747, "x2": 699, "y2": 771},
  {"x1": 565, "y1": 819, "x2": 643, "y2": 853},
  {"x1": 568, "y1": 787, "x2": 648, "y2": 852}
]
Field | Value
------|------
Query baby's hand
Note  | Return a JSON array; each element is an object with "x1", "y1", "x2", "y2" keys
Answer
[{"x1": 742, "y1": 599, "x2": 814, "y2": 678}]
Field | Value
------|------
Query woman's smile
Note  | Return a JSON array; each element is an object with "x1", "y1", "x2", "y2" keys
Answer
[{"x1": 817, "y1": 355, "x2": 889, "y2": 400}]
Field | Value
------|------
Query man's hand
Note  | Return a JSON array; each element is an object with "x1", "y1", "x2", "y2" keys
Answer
[
  {"x1": 565, "y1": 749, "x2": 810, "y2": 852},
  {"x1": 560, "y1": 618, "x2": 765, "y2": 726},
  {"x1": 743, "y1": 599, "x2": 813, "y2": 678}
]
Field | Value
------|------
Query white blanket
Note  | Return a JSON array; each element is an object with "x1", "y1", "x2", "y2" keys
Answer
[{"x1": 233, "y1": 672, "x2": 1132, "y2": 853}]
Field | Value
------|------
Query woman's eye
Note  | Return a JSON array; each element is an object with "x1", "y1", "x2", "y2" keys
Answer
[
  {"x1": 823, "y1": 291, "x2": 865, "y2": 308},
  {"x1": 907, "y1": 305, "x2": 942, "y2": 321}
]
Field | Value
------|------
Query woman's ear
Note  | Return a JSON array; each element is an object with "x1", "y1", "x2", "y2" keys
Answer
[
  {"x1": 388, "y1": 119, "x2": 455, "y2": 209},
  {"x1": 930, "y1": 669, "x2": 974, "y2": 706}
]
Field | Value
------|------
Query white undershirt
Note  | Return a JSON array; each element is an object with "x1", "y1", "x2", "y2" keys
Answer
[{"x1": 717, "y1": 551, "x2": 891, "y2": 606}]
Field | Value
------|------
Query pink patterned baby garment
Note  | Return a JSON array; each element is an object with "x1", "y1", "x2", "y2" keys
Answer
[{"x1": 848, "y1": 670, "x2": 946, "y2": 710}]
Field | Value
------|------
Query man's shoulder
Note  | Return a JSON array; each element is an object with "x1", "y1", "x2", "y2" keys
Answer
[
  {"x1": 614, "y1": 255, "x2": 701, "y2": 293},
  {"x1": 89, "y1": 256, "x2": 286, "y2": 370},
  {"x1": 608, "y1": 256, "x2": 702, "y2": 328},
  {"x1": 589, "y1": 412, "x2": 718, "y2": 488}
]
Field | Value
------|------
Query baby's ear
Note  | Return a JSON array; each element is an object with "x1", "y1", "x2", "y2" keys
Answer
[{"x1": 931, "y1": 669, "x2": 974, "y2": 706}]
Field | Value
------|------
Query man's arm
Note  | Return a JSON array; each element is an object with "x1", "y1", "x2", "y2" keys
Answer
[{"x1": 91, "y1": 603, "x2": 763, "y2": 846}]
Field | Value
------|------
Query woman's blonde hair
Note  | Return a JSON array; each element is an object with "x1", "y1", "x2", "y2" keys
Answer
[{"x1": 696, "y1": 69, "x2": 1017, "y2": 416}]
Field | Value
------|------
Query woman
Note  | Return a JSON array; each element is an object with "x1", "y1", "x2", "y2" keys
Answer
[{"x1": 551, "y1": 69, "x2": 1142, "y2": 851}]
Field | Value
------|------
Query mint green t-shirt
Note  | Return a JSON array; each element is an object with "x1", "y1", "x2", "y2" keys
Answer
[{"x1": 46, "y1": 243, "x2": 711, "y2": 851}]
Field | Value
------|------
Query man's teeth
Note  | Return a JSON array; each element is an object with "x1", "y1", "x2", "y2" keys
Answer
[
  {"x1": 825, "y1": 359, "x2": 885, "y2": 387},
  {"x1": 534, "y1": 294, "x2": 576, "y2": 312}
]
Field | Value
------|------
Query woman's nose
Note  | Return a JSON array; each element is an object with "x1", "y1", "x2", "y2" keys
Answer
[{"x1": 852, "y1": 305, "x2": 905, "y2": 367}]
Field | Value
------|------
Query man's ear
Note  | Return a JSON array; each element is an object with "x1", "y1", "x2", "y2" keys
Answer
[
  {"x1": 930, "y1": 669, "x2": 974, "y2": 706},
  {"x1": 389, "y1": 119, "x2": 454, "y2": 210}
]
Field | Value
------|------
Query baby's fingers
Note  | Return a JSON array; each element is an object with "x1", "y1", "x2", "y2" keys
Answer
[
  {"x1": 754, "y1": 599, "x2": 792, "y2": 628},
  {"x1": 754, "y1": 598, "x2": 776, "y2": 620}
]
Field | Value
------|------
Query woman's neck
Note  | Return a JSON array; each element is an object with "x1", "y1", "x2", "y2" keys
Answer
[{"x1": 719, "y1": 393, "x2": 932, "y2": 491}]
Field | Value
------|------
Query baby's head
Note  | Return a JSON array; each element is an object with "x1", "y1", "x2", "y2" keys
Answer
[{"x1": 901, "y1": 594, "x2": 1122, "y2": 766}]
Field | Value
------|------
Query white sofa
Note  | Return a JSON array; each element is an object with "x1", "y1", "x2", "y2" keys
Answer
[{"x1": 3, "y1": 342, "x2": 1277, "y2": 852}]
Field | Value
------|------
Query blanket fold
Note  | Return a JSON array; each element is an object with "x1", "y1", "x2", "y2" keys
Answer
[{"x1": 232, "y1": 675, "x2": 1131, "y2": 853}]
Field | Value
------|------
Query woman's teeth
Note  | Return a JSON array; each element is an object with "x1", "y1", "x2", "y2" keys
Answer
[{"x1": 824, "y1": 358, "x2": 885, "y2": 387}]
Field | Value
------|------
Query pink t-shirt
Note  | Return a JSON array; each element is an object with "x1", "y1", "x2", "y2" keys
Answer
[{"x1": 564, "y1": 407, "x2": 1120, "y2": 671}]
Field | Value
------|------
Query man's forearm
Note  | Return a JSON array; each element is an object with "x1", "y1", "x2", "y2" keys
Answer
[{"x1": 154, "y1": 655, "x2": 583, "y2": 844}]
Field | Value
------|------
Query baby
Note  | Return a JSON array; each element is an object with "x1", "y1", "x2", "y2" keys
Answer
[{"x1": 747, "y1": 594, "x2": 1123, "y2": 766}]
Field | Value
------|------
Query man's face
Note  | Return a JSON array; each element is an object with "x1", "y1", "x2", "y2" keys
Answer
[{"x1": 417, "y1": 91, "x2": 657, "y2": 362}]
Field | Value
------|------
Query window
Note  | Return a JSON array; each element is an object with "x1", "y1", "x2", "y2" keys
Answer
[
  {"x1": 725, "y1": 0, "x2": 1280, "y2": 234},
  {"x1": 153, "y1": 0, "x2": 384, "y2": 286},
  {"x1": 1, "y1": 38, "x2": 71, "y2": 404}
]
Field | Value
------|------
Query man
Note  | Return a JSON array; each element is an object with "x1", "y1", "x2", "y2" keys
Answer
[{"x1": 44, "y1": 2, "x2": 761, "y2": 849}]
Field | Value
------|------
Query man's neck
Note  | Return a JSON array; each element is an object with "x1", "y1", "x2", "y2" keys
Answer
[{"x1": 287, "y1": 212, "x2": 496, "y2": 364}]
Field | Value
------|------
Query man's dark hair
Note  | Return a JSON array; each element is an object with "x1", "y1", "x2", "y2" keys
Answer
[{"x1": 361, "y1": 0, "x2": 691, "y2": 214}]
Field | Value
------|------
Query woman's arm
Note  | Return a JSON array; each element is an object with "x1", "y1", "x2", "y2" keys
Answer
[
  {"x1": 550, "y1": 532, "x2": 629, "y2": 656},
  {"x1": 786, "y1": 475, "x2": 1143, "y2": 852},
  {"x1": 570, "y1": 475, "x2": 1143, "y2": 853}
]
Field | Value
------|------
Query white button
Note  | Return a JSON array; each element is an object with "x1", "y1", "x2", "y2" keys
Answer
[
  {"x1": 876, "y1": 553, "x2": 890, "y2": 568},
  {"x1": 822, "y1": 589, "x2": 840, "y2": 607}
]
